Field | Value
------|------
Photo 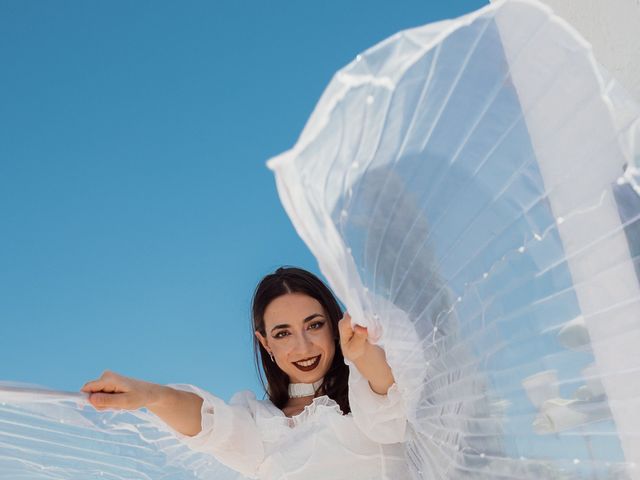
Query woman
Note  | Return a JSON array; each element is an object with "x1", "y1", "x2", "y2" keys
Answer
[{"x1": 81, "y1": 267, "x2": 411, "y2": 479}]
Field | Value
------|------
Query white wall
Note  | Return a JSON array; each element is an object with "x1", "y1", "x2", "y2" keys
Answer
[{"x1": 494, "y1": 0, "x2": 640, "y2": 102}]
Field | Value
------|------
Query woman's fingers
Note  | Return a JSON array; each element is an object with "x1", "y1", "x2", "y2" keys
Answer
[
  {"x1": 81, "y1": 379, "x2": 112, "y2": 393},
  {"x1": 338, "y1": 313, "x2": 369, "y2": 361},
  {"x1": 81, "y1": 370, "x2": 128, "y2": 393},
  {"x1": 81, "y1": 370, "x2": 131, "y2": 411},
  {"x1": 80, "y1": 380, "x2": 99, "y2": 393},
  {"x1": 82, "y1": 371, "x2": 152, "y2": 411},
  {"x1": 338, "y1": 314, "x2": 354, "y2": 346},
  {"x1": 350, "y1": 325, "x2": 368, "y2": 349},
  {"x1": 88, "y1": 392, "x2": 130, "y2": 410}
]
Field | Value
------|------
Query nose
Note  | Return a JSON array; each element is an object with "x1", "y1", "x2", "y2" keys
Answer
[{"x1": 290, "y1": 330, "x2": 314, "y2": 356}]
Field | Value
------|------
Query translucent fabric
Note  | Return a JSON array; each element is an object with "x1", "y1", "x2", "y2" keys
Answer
[
  {"x1": 267, "y1": 0, "x2": 640, "y2": 478},
  {"x1": 0, "y1": 383, "x2": 245, "y2": 479}
]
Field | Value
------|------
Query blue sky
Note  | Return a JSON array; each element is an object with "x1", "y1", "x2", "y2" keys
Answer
[{"x1": 0, "y1": 0, "x2": 488, "y2": 401}]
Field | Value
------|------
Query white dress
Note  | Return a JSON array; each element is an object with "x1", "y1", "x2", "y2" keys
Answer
[{"x1": 170, "y1": 363, "x2": 411, "y2": 480}]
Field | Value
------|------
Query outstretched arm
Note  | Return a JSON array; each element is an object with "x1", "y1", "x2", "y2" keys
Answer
[
  {"x1": 81, "y1": 370, "x2": 204, "y2": 437},
  {"x1": 338, "y1": 313, "x2": 395, "y2": 395}
]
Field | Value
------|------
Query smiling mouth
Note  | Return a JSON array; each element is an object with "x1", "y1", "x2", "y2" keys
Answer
[{"x1": 292, "y1": 355, "x2": 321, "y2": 372}]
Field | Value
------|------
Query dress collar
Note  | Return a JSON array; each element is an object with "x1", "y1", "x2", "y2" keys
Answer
[{"x1": 288, "y1": 378, "x2": 324, "y2": 398}]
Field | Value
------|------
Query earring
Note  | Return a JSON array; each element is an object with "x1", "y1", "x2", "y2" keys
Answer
[{"x1": 269, "y1": 352, "x2": 275, "y2": 363}]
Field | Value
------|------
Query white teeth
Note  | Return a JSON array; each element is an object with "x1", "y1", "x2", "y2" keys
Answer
[{"x1": 294, "y1": 356, "x2": 319, "y2": 367}]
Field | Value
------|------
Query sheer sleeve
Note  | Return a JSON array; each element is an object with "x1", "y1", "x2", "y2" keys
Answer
[
  {"x1": 166, "y1": 384, "x2": 264, "y2": 479},
  {"x1": 346, "y1": 363, "x2": 408, "y2": 445}
]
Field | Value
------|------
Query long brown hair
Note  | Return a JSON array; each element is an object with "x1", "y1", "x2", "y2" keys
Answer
[{"x1": 251, "y1": 266, "x2": 350, "y2": 414}]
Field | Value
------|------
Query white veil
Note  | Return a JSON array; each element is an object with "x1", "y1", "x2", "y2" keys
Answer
[
  {"x1": 267, "y1": 0, "x2": 640, "y2": 477},
  {"x1": 0, "y1": 383, "x2": 247, "y2": 479}
]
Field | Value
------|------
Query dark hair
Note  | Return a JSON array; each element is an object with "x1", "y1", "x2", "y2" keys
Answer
[{"x1": 251, "y1": 266, "x2": 350, "y2": 414}]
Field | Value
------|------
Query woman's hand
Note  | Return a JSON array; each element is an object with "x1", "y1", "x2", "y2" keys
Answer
[
  {"x1": 338, "y1": 312, "x2": 370, "y2": 363},
  {"x1": 338, "y1": 312, "x2": 396, "y2": 395},
  {"x1": 82, "y1": 371, "x2": 205, "y2": 437},
  {"x1": 81, "y1": 370, "x2": 159, "y2": 411}
]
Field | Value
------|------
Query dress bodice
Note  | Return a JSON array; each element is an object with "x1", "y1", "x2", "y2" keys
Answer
[{"x1": 170, "y1": 364, "x2": 410, "y2": 480}]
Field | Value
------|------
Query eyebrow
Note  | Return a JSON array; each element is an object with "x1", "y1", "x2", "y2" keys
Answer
[{"x1": 270, "y1": 313, "x2": 324, "y2": 334}]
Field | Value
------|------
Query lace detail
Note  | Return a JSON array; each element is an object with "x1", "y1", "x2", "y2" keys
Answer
[
  {"x1": 284, "y1": 395, "x2": 344, "y2": 428},
  {"x1": 255, "y1": 395, "x2": 344, "y2": 443}
]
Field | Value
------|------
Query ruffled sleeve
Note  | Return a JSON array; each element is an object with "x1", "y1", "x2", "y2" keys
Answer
[
  {"x1": 346, "y1": 363, "x2": 408, "y2": 444},
  {"x1": 166, "y1": 384, "x2": 264, "y2": 479}
]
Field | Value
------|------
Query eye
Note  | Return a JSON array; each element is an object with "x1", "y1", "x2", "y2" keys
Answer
[
  {"x1": 274, "y1": 330, "x2": 289, "y2": 339},
  {"x1": 309, "y1": 321, "x2": 325, "y2": 330}
]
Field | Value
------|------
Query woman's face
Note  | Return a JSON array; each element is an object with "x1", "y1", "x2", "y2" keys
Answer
[{"x1": 256, "y1": 292, "x2": 336, "y2": 384}]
